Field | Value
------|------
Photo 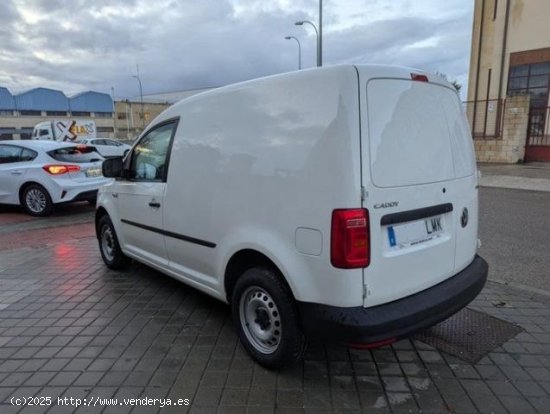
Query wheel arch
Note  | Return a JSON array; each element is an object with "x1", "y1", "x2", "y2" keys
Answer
[
  {"x1": 224, "y1": 249, "x2": 295, "y2": 303},
  {"x1": 95, "y1": 207, "x2": 109, "y2": 238},
  {"x1": 18, "y1": 181, "x2": 49, "y2": 204}
]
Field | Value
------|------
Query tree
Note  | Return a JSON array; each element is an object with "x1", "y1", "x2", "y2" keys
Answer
[{"x1": 436, "y1": 72, "x2": 462, "y2": 93}]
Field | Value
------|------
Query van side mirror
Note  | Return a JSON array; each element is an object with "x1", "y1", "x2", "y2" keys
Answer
[{"x1": 102, "y1": 157, "x2": 124, "y2": 178}]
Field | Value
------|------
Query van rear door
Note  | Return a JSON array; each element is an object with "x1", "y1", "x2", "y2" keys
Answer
[{"x1": 362, "y1": 75, "x2": 476, "y2": 307}]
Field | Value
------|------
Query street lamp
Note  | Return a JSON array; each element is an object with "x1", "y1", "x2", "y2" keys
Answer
[
  {"x1": 295, "y1": 0, "x2": 322, "y2": 67},
  {"x1": 284, "y1": 36, "x2": 302, "y2": 70},
  {"x1": 132, "y1": 75, "x2": 144, "y2": 129}
]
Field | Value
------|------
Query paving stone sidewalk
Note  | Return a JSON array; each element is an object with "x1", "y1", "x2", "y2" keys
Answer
[{"x1": 0, "y1": 234, "x2": 547, "y2": 414}]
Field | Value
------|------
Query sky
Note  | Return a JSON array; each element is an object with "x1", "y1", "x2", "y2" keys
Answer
[{"x1": 0, "y1": 0, "x2": 474, "y2": 100}]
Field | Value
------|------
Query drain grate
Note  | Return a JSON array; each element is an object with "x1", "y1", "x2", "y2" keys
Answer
[{"x1": 414, "y1": 308, "x2": 524, "y2": 364}]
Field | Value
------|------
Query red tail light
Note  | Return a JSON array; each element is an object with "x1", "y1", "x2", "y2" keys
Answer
[
  {"x1": 411, "y1": 73, "x2": 429, "y2": 82},
  {"x1": 331, "y1": 208, "x2": 370, "y2": 268},
  {"x1": 42, "y1": 164, "x2": 81, "y2": 175}
]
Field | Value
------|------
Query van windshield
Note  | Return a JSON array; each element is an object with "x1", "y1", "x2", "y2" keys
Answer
[{"x1": 367, "y1": 79, "x2": 475, "y2": 188}]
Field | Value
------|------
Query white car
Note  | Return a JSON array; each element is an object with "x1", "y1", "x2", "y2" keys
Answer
[
  {"x1": 77, "y1": 138, "x2": 132, "y2": 158},
  {"x1": 0, "y1": 140, "x2": 111, "y2": 216}
]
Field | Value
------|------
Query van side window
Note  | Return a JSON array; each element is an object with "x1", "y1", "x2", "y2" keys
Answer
[{"x1": 129, "y1": 120, "x2": 177, "y2": 182}]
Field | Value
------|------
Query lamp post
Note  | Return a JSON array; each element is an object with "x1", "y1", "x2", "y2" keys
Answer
[
  {"x1": 319, "y1": 0, "x2": 322, "y2": 67},
  {"x1": 294, "y1": 20, "x2": 319, "y2": 67},
  {"x1": 284, "y1": 36, "x2": 302, "y2": 70},
  {"x1": 132, "y1": 75, "x2": 144, "y2": 129},
  {"x1": 295, "y1": 0, "x2": 322, "y2": 67}
]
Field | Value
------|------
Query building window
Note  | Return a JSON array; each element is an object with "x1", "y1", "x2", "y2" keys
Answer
[
  {"x1": 0, "y1": 134, "x2": 13, "y2": 140},
  {"x1": 508, "y1": 62, "x2": 550, "y2": 108},
  {"x1": 97, "y1": 127, "x2": 114, "y2": 133},
  {"x1": 19, "y1": 110, "x2": 42, "y2": 116},
  {"x1": 117, "y1": 112, "x2": 127, "y2": 120},
  {"x1": 94, "y1": 112, "x2": 113, "y2": 118},
  {"x1": 72, "y1": 111, "x2": 91, "y2": 117},
  {"x1": 46, "y1": 111, "x2": 68, "y2": 116}
]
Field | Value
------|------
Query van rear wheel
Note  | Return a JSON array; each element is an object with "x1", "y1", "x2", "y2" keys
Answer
[{"x1": 231, "y1": 267, "x2": 305, "y2": 369}]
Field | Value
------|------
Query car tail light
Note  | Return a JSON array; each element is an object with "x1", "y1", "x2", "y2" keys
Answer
[
  {"x1": 331, "y1": 208, "x2": 370, "y2": 268},
  {"x1": 42, "y1": 164, "x2": 81, "y2": 175},
  {"x1": 411, "y1": 73, "x2": 429, "y2": 82}
]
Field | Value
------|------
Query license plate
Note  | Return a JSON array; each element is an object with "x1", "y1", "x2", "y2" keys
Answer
[
  {"x1": 388, "y1": 215, "x2": 443, "y2": 248},
  {"x1": 86, "y1": 168, "x2": 102, "y2": 177}
]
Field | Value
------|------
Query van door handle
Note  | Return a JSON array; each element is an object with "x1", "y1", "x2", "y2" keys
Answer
[
  {"x1": 149, "y1": 201, "x2": 161, "y2": 208},
  {"x1": 11, "y1": 170, "x2": 22, "y2": 175}
]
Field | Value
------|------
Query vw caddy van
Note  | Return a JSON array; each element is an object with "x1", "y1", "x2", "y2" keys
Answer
[{"x1": 96, "y1": 65, "x2": 488, "y2": 368}]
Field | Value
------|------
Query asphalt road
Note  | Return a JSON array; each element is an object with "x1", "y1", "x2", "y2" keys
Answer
[{"x1": 479, "y1": 186, "x2": 550, "y2": 294}]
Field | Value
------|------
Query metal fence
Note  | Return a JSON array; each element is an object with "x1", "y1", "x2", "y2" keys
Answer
[
  {"x1": 463, "y1": 99, "x2": 504, "y2": 139},
  {"x1": 527, "y1": 106, "x2": 550, "y2": 146}
]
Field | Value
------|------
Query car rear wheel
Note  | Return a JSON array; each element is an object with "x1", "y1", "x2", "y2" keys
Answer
[
  {"x1": 97, "y1": 215, "x2": 130, "y2": 269},
  {"x1": 21, "y1": 184, "x2": 53, "y2": 216},
  {"x1": 231, "y1": 267, "x2": 306, "y2": 369}
]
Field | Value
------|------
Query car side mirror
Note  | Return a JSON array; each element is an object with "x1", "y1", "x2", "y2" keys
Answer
[{"x1": 102, "y1": 157, "x2": 124, "y2": 178}]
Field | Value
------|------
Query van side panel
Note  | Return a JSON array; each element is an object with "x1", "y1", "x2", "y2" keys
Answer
[{"x1": 162, "y1": 67, "x2": 365, "y2": 307}]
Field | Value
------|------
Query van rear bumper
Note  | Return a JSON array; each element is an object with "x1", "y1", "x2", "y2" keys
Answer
[{"x1": 297, "y1": 255, "x2": 488, "y2": 343}]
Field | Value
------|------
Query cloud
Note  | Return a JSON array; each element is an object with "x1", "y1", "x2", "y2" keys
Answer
[{"x1": 0, "y1": 0, "x2": 473, "y2": 98}]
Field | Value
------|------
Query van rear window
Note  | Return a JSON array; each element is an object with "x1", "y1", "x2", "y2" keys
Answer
[
  {"x1": 367, "y1": 79, "x2": 474, "y2": 188},
  {"x1": 47, "y1": 146, "x2": 102, "y2": 163}
]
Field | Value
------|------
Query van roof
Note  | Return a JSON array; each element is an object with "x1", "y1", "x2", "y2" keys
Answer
[
  {"x1": 177, "y1": 64, "x2": 453, "y2": 104},
  {"x1": 151, "y1": 64, "x2": 457, "y2": 132}
]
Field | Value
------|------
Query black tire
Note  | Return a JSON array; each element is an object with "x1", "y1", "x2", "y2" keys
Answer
[
  {"x1": 231, "y1": 267, "x2": 306, "y2": 369},
  {"x1": 21, "y1": 183, "x2": 53, "y2": 216},
  {"x1": 97, "y1": 215, "x2": 131, "y2": 270}
]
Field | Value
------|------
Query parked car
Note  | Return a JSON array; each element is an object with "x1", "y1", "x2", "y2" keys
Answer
[
  {"x1": 0, "y1": 141, "x2": 110, "y2": 216},
  {"x1": 96, "y1": 65, "x2": 488, "y2": 369},
  {"x1": 77, "y1": 138, "x2": 132, "y2": 158}
]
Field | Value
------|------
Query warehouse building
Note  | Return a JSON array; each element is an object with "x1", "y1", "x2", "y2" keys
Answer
[
  {"x1": 0, "y1": 85, "x2": 217, "y2": 141},
  {"x1": 0, "y1": 87, "x2": 114, "y2": 140}
]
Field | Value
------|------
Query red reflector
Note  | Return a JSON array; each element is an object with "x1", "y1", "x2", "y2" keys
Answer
[
  {"x1": 42, "y1": 164, "x2": 81, "y2": 175},
  {"x1": 331, "y1": 208, "x2": 370, "y2": 269},
  {"x1": 411, "y1": 73, "x2": 429, "y2": 82},
  {"x1": 347, "y1": 338, "x2": 396, "y2": 349}
]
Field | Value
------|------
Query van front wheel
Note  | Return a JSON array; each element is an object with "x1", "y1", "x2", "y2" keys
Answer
[
  {"x1": 231, "y1": 267, "x2": 305, "y2": 369},
  {"x1": 97, "y1": 215, "x2": 130, "y2": 270}
]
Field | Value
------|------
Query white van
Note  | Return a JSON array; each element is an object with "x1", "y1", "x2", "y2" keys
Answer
[{"x1": 96, "y1": 65, "x2": 488, "y2": 368}]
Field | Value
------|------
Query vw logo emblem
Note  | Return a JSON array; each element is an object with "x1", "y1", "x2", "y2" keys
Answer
[{"x1": 461, "y1": 208, "x2": 469, "y2": 228}]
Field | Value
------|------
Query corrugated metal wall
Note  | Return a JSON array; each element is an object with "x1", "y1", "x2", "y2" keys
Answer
[
  {"x1": 69, "y1": 91, "x2": 113, "y2": 112},
  {"x1": 0, "y1": 87, "x2": 15, "y2": 110},
  {"x1": 0, "y1": 87, "x2": 113, "y2": 113},
  {"x1": 15, "y1": 87, "x2": 69, "y2": 111}
]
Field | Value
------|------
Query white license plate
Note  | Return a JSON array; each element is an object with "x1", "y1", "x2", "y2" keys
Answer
[
  {"x1": 388, "y1": 215, "x2": 443, "y2": 248},
  {"x1": 86, "y1": 168, "x2": 102, "y2": 177}
]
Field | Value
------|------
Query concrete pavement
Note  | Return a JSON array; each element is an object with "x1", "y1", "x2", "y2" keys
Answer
[{"x1": 479, "y1": 163, "x2": 550, "y2": 192}]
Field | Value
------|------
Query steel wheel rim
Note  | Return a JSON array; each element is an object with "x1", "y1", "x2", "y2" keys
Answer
[
  {"x1": 239, "y1": 286, "x2": 282, "y2": 354},
  {"x1": 100, "y1": 225, "x2": 115, "y2": 262},
  {"x1": 25, "y1": 188, "x2": 47, "y2": 213}
]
